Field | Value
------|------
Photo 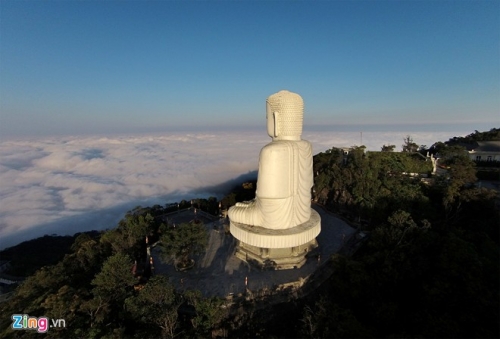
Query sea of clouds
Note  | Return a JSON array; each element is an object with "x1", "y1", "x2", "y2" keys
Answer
[{"x1": 0, "y1": 128, "x2": 469, "y2": 249}]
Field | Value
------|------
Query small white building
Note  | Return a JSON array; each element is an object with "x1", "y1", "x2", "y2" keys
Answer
[{"x1": 467, "y1": 141, "x2": 500, "y2": 162}]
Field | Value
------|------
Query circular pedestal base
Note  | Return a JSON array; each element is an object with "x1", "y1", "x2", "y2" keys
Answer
[{"x1": 230, "y1": 209, "x2": 321, "y2": 249}]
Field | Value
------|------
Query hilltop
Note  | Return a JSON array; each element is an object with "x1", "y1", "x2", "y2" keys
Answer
[{"x1": 0, "y1": 128, "x2": 498, "y2": 338}]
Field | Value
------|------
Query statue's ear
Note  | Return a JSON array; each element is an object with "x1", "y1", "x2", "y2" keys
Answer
[{"x1": 273, "y1": 111, "x2": 279, "y2": 137}]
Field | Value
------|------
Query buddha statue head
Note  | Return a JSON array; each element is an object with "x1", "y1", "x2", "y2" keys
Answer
[{"x1": 266, "y1": 90, "x2": 304, "y2": 141}]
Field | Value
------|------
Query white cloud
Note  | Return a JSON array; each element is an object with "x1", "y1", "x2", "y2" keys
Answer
[{"x1": 0, "y1": 128, "x2": 470, "y2": 249}]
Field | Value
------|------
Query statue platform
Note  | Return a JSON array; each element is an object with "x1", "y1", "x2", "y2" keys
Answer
[
  {"x1": 150, "y1": 204, "x2": 356, "y2": 297},
  {"x1": 230, "y1": 209, "x2": 321, "y2": 270}
]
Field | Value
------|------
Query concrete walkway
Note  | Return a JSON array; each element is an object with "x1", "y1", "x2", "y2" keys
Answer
[{"x1": 151, "y1": 205, "x2": 355, "y2": 297}]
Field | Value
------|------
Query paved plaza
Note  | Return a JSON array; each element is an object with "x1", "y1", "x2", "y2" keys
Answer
[{"x1": 151, "y1": 205, "x2": 356, "y2": 297}]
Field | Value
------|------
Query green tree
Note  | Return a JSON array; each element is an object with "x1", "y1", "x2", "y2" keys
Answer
[
  {"x1": 437, "y1": 144, "x2": 468, "y2": 160},
  {"x1": 346, "y1": 146, "x2": 380, "y2": 222},
  {"x1": 92, "y1": 253, "x2": 136, "y2": 301},
  {"x1": 159, "y1": 222, "x2": 208, "y2": 267},
  {"x1": 100, "y1": 212, "x2": 154, "y2": 257},
  {"x1": 87, "y1": 253, "x2": 136, "y2": 328},
  {"x1": 371, "y1": 210, "x2": 427, "y2": 249},
  {"x1": 436, "y1": 153, "x2": 477, "y2": 224},
  {"x1": 312, "y1": 148, "x2": 344, "y2": 206},
  {"x1": 301, "y1": 297, "x2": 369, "y2": 338},
  {"x1": 221, "y1": 192, "x2": 237, "y2": 209},
  {"x1": 39, "y1": 285, "x2": 80, "y2": 337},
  {"x1": 381, "y1": 144, "x2": 396, "y2": 152},
  {"x1": 184, "y1": 289, "x2": 227, "y2": 336},
  {"x1": 402, "y1": 135, "x2": 419, "y2": 152},
  {"x1": 125, "y1": 276, "x2": 180, "y2": 339}
]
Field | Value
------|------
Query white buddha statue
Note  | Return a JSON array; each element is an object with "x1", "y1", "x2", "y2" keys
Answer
[{"x1": 228, "y1": 90, "x2": 313, "y2": 230}]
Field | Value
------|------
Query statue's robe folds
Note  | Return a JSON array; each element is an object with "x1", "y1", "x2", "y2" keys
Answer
[{"x1": 228, "y1": 140, "x2": 313, "y2": 230}]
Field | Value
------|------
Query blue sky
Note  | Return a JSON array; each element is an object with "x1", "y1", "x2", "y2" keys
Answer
[{"x1": 1, "y1": 1, "x2": 499, "y2": 137}]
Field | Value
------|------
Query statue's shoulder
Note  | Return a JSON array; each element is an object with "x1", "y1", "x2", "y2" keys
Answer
[
  {"x1": 262, "y1": 141, "x2": 284, "y2": 150},
  {"x1": 260, "y1": 143, "x2": 291, "y2": 161},
  {"x1": 297, "y1": 139, "x2": 312, "y2": 148},
  {"x1": 261, "y1": 141, "x2": 293, "y2": 152},
  {"x1": 261, "y1": 140, "x2": 311, "y2": 154},
  {"x1": 290, "y1": 140, "x2": 312, "y2": 151}
]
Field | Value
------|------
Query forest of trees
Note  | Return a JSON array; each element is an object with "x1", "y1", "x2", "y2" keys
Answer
[
  {"x1": 313, "y1": 145, "x2": 440, "y2": 228},
  {"x1": 295, "y1": 139, "x2": 499, "y2": 338},
  {"x1": 0, "y1": 129, "x2": 498, "y2": 338},
  {"x1": 0, "y1": 204, "x2": 228, "y2": 338},
  {"x1": 445, "y1": 127, "x2": 500, "y2": 144}
]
